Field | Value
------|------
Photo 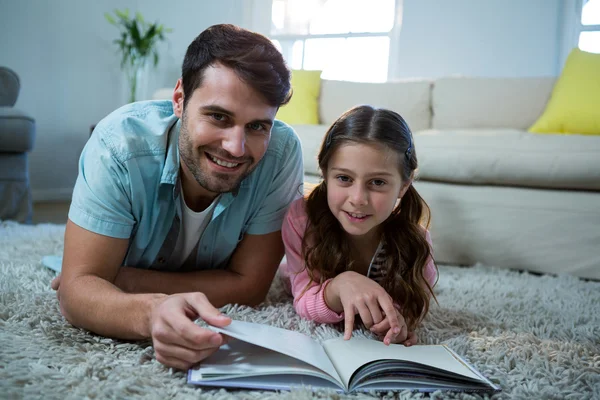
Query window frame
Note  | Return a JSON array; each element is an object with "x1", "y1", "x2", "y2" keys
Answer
[
  {"x1": 578, "y1": 0, "x2": 600, "y2": 48},
  {"x1": 264, "y1": 0, "x2": 403, "y2": 82},
  {"x1": 559, "y1": 0, "x2": 600, "y2": 69}
]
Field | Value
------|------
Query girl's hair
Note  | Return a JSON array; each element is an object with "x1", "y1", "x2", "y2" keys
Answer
[{"x1": 302, "y1": 105, "x2": 437, "y2": 331}]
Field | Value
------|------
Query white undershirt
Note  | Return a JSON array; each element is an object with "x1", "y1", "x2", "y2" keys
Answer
[{"x1": 169, "y1": 184, "x2": 219, "y2": 268}]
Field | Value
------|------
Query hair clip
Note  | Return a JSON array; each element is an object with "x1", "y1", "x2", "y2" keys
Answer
[
  {"x1": 405, "y1": 140, "x2": 412, "y2": 159},
  {"x1": 324, "y1": 121, "x2": 340, "y2": 149},
  {"x1": 325, "y1": 131, "x2": 332, "y2": 149}
]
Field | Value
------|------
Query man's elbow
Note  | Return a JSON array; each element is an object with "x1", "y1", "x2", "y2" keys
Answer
[
  {"x1": 244, "y1": 288, "x2": 269, "y2": 307},
  {"x1": 56, "y1": 279, "x2": 92, "y2": 331},
  {"x1": 57, "y1": 289, "x2": 80, "y2": 328}
]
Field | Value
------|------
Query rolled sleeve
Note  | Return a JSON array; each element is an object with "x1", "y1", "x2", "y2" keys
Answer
[
  {"x1": 68, "y1": 132, "x2": 135, "y2": 239},
  {"x1": 246, "y1": 127, "x2": 304, "y2": 235}
]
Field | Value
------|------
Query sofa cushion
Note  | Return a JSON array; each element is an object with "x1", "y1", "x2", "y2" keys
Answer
[
  {"x1": 432, "y1": 77, "x2": 556, "y2": 130},
  {"x1": 0, "y1": 152, "x2": 28, "y2": 180},
  {"x1": 319, "y1": 79, "x2": 432, "y2": 132},
  {"x1": 276, "y1": 70, "x2": 322, "y2": 125},
  {"x1": 0, "y1": 67, "x2": 20, "y2": 107},
  {"x1": 0, "y1": 107, "x2": 36, "y2": 152},
  {"x1": 291, "y1": 124, "x2": 329, "y2": 176},
  {"x1": 152, "y1": 88, "x2": 172, "y2": 100},
  {"x1": 414, "y1": 129, "x2": 600, "y2": 190},
  {"x1": 529, "y1": 48, "x2": 600, "y2": 135}
]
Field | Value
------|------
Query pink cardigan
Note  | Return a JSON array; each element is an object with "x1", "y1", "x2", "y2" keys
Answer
[{"x1": 280, "y1": 197, "x2": 437, "y2": 324}]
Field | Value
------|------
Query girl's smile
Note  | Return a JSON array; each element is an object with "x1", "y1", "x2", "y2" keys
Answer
[{"x1": 344, "y1": 211, "x2": 372, "y2": 222}]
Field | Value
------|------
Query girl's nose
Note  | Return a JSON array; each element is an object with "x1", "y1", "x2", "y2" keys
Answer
[{"x1": 350, "y1": 186, "x2": 368, "y2": 206}]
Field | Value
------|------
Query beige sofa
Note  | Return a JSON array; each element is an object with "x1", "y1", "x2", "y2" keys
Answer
[
  {"x1": 290, "y1": 77, "x2": 600, "y2": 280},
  {"x1": 153, "y1": 77, "x2": 600, "y2": 280}
]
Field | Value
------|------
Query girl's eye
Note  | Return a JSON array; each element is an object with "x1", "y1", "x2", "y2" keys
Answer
[
  {"x1": 371, "y1": 179, "x2": 386, "y2": 187},
  {"x1": 336, "y1": 175, "x2": 351, "y2": 183}
]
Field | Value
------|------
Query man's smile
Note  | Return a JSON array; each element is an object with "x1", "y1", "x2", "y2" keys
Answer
[{"x1": 206, "y1": 152, "x2": 243, "y2": 170}]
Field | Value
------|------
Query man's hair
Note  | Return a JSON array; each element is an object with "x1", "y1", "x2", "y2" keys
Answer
[
  {"x1": 181, "y1": 24, "x2": 292, "y2": 108},
  {"x1": 302, "y1": 105, "x2": 438, "y2": 331}
]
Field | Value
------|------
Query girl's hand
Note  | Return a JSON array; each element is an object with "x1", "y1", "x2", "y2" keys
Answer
[
  {"x1": 369, "y1": 308, "x2": 417, "y2": 346},
  {"x1": 325, "y1": 271, "x2": 401, "y2": 344}
]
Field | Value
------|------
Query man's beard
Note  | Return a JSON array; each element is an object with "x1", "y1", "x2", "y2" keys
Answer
[{"x1": 178, "y1": 123, "x2": 256, "y2": 194}]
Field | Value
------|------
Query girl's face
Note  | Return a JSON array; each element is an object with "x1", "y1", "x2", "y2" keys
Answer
[{"x1": 324, "y1": 142, "x2": 406, "y2": 242}]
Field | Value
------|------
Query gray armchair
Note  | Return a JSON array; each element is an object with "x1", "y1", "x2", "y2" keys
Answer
[{"x1": 0, "y1": 67, "x2": 35, "y2": 223}]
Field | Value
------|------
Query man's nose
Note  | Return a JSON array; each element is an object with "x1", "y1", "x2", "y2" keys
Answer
[{"x1": 221, "y1": 126, "x2": 246, "y2": 158}]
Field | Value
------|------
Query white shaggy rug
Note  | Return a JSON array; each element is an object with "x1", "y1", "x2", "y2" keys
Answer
[{"x1": 1, "y1": 221, "x2": 599, "y2": 400}]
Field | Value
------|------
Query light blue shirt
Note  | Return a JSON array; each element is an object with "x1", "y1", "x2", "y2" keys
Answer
[{"x1": 69, "y1": 100, "x2": 303, "y2": 270}]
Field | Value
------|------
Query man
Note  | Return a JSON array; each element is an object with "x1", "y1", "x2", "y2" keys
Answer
[{"x1": 51, "y1": 24, "x2": 303, "y2": 370}]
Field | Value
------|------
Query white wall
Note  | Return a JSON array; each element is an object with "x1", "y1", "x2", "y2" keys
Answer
[
  {"x1": 0, "y1": 0, "x2": 567, "y2": 202},
  {"x1": 390, "y1": 0, "x2": 563, "y2": 79},
  {"x1": 0, "y1": 0, "x2": 248, "y2": 201}
]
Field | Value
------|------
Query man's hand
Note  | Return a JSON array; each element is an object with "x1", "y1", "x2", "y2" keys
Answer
[
  {"x1": 325, "y1": 271, "x2": 402, "y2": 344},
  {"x1": 369, "y1": 308, "x2": 417, "y2": 346},
  {"x1": 150, "y1": 292, "x2": 232, "y2": 370},
  {"x1": 53, "y1": 270, "x2": 231, "y2": 370}
]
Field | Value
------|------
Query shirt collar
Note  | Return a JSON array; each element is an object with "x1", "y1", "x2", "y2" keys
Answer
[{"x1": 160, "y1": 118, "x2": 181, "y2": 189}]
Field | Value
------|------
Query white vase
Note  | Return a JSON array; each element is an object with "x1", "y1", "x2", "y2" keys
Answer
[{"x1": 123, "y1": 61, "x2": 150, "y2": 104}]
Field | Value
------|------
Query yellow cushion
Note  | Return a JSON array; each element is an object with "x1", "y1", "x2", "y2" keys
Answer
[
  {"x1": 276, "y1": 70, "x2": 322, "y2": 125},
  {"x1": 529, "y1": 48, "x2": 600, "y2": 135}
]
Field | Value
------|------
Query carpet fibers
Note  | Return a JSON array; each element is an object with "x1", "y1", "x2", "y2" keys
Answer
[{"x1": 1, "y1": 221, "x2": 599, "y2": 399}]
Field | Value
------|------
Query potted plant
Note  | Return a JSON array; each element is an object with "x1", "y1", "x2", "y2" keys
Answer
[{"x1": 105, "y1": 9, "x2": 172, "y2": 103}]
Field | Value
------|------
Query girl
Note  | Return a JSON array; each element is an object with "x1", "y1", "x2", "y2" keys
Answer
[{"x1": 281, "y1": 105, "x2": 437, "y2": 346}]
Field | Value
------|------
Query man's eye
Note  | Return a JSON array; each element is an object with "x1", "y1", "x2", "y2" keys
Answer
[
  {"x1": 211, "y1": 113, "x2": 226, "y2": 121},
  {"x1": 248, "y1": 122, "x2": 265, "y2": 131}
]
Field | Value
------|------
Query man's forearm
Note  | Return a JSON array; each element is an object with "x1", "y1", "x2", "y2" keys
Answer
[
  {"x1": 60, "y1": 274, "x2": 166, "y2": 340},
  {"x1": 116, "y1": 267, "x2": 270, "y2": 307}
]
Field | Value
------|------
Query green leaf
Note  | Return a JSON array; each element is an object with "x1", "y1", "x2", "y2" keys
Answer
[
  {"x1": 145, "y1": 25, "x2": 157, "y2": 41},
  {"x1": 130, "y1": 20, "x2": 141, "y2": 44},
  {"x1": 115, "y1": 8, "x2": 127, "y2": 19},
  {"x1": 106, "y1": 8, "x2": 171, "y2": 73},
  {"x1": 104, "y1": 13, "x2": 116, "y2": 25}
]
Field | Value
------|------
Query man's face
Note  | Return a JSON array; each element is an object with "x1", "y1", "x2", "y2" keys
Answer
[{"x1": 173, "y1": 63, "x2": 277, "y2": 196}]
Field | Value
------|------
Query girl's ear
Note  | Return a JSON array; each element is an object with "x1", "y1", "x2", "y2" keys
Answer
[{"x1": 398, "y1": 179, "x2": 413, "y2": 199}]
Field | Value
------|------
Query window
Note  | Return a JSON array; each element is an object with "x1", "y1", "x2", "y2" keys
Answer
[
  {"x1": 269, "y1": 0, "x2": 398, "y2": 82},
  {"x1": 579, "y1": 0, "x2": 600, "y2": 53}
]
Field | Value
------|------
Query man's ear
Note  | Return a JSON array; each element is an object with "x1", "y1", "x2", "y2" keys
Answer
[{"x1": 172, "y1": 78, "x2": 185, "y2": 118}]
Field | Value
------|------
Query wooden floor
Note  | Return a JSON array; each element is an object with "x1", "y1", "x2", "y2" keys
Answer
[{"x1": 32, "y1": 201, "x2": 71, "y2": 224}]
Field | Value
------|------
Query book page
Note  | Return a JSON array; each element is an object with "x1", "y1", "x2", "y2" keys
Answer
[
  {"x1": 189, "y1": 339, "x2": 343, "y2": 390},
  {"x1": 208, "y1": 320, "x2": 343, "y2": 386},
  {"x1": 323, "y1": 338, "x2": 483, "y2": 387}
]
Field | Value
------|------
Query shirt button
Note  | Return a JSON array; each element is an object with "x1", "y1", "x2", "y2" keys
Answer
[{"x1": 158, "y1": 257, "x2": 166, "y2": 263}]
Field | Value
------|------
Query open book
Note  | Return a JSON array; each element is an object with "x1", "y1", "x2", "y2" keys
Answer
[{"x1": 187, "y1": 320, "x2": 500, "y2": 394}]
